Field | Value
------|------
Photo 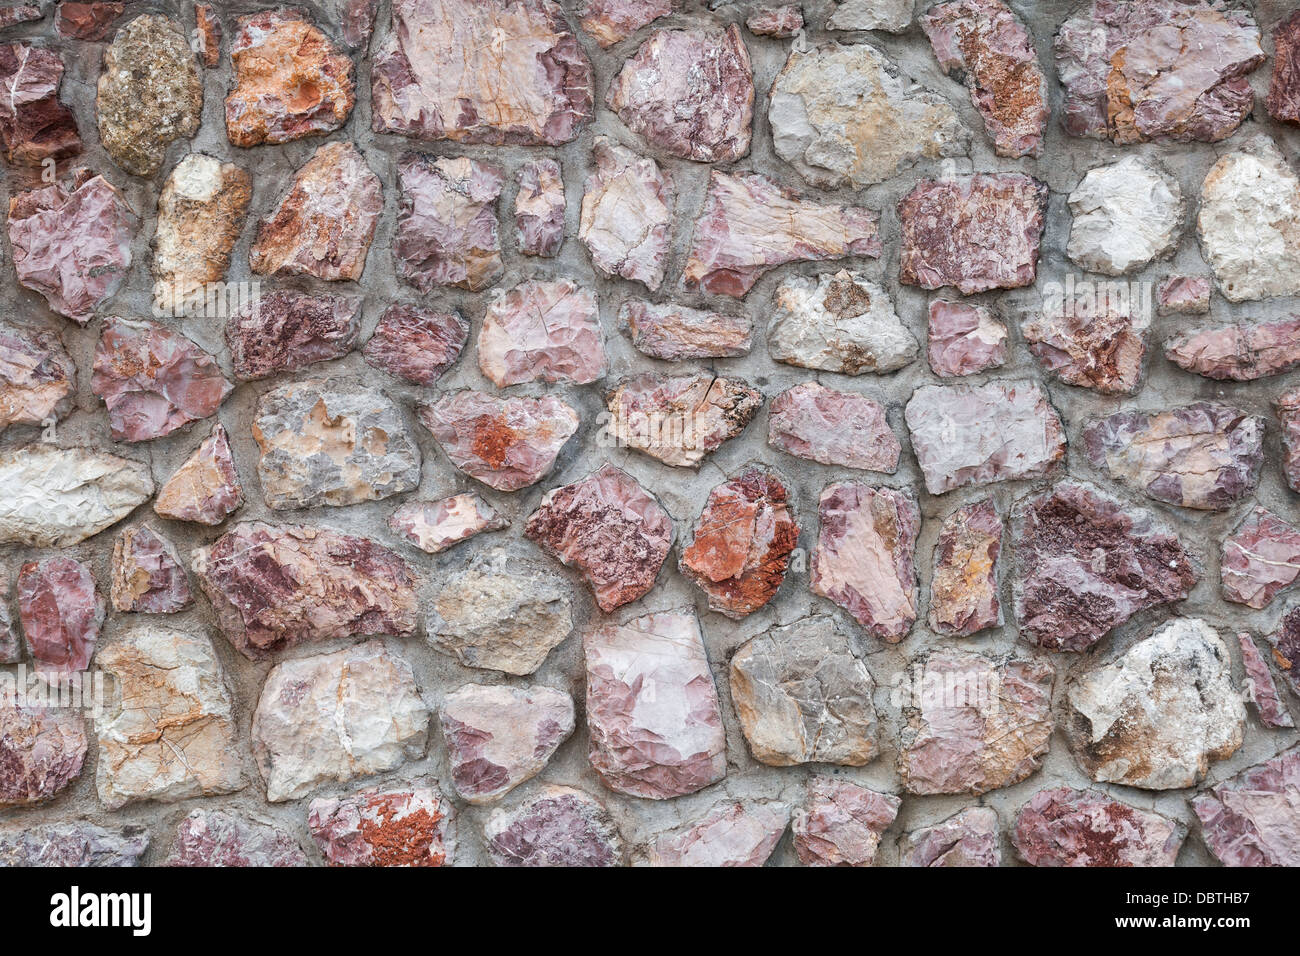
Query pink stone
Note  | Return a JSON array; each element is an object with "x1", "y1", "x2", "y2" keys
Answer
[
  {"x1": 363, "y1": 305, "x2": 467, "y2": 386},
  {"x1": 484, "y1": 785, "x2": 622, "y2": 867},
  {"x1": 926, "y1": 300, "x2": 1007, "y2": 377},
  {"x1": 579, "y1": 137, "x2": 673, "y2": 290},
  {"x1": 371, "y1": 0, "x2": 593, "y2": 145},
  {"x1": 0, "y1": 43, "x2": 80, "y2": 165},
  {"x1": 620, "y1": 299, "x2": 752, "y2": 360},
  {"x1": 1268, "y1": 10, "x2": 1300, "y2": 123},
  {"x1": 792, "y1": 777, "x2": 900, "y2": 867},
  {"x1": 1013, "y1": 787, "x2": 1184, "y2": 867},
  {"x1": 1157, "y1": 275, "x2": 1211, "y2": 314},
  {"x1": 680, "y1": 467, "x2": 798, "y2": 619},
  {"x1": 418, "y1": 391, "x2": 579, "y2": 492},
  {"x1": 607, "y1": 25, "x2": 753, "y2": 163},
  {"x1": 1166, "y1": 317, "x2": 1300, "y2": 381},
  {"x1": 525, "y1": 463, "x2": 672, "y2": 612},
  {"x1": 1022, "y1": 305, "x2": 1147, "y2": 395},
  {"x1": 388, "y1": 494, "x2": 507, "y2": 554},
  {"x1": 1278, "y1": 386, "x2": 1300, "y2": 493},
  {"x1": 0, "y1": 6, "x2": 42, "y2": 30},
  {"x1": 339, "y1": 0, "x2": 380, "y2": 48},
  {"x1": 154, "y1": 423, "x2": 244, "y2": 525},
  {"x1": 394, "y1": 154, "x2": 504, "y2": 292},
  {"x1": 225, "y1": 289, "x2": 361, "y2": 382},
  {"x1": 929, "y1": 498, "x2": 1002, "y2": 636},
  {"x1": 514, "y1": 159, "x2": 565, "y2": 257},
  {"x1": 17, "y1": 557, "x2": 102, "y2": 675},
  {"x1": 584, "y1": 609, "x2": 726, "y2": 799},
  {"x1": 811, "y1": 481, "x2": 918, "y2": 642},
  {"x1": 746, "y1": 5, "x2": 803, "y2": 37},
  {"x1": 308, "y1": 784, "x2": 454, "y2": 866},
  {"x1": 605, "y1": 371, "x2": 762, "y2": 468},
  {"x1": 91, "y1": 317, "x2": 232, "y2": 442},
  {"x1": 0, "y1": 323, "x2": 75, "y2": 432},
  {"x1": 579, "y1": 0, "x2": 671, "y2": 46},
  {"x1": 110, "y1": 525, "x2": 192, "y2": 614},
  {"x1": 646, "y1": 802, "x2": 789, "y2": 867},
  {"x1": 1221, "y1": 507, "x2": 1300, "y2": 609},
  {"x1": 0, "y1": 823, "x2": 148, "y2": 867},
  {"x1": 1238, "y1": 632, "x2": 1293, "y2": 729},
  {"x1": 898, "y1": 173, "x2": 1047, "y2": 294},
  {"x1": 0, "y1": 703, "x2": 87, "y2": 807},
  {"x1": 683, "y1": 170, "x2": 881, "y2": 297},
  {"x1": 166, "y1": 809, "x2": 308, "y2": 867},
  {"x1": 477, "y1": 278, "x2": 606, "y2": 386},
  {"x1": 7, "y1": 170, "x2": 135, "y2": 323},
  {"x1": 902, "y1": 807, "x2": 1001, "y2": 867},
  {"x1": 768, "y1": 381, "x2": 899, "y2": 472},
  {"x1": 55, "y1": 2, "x2": 124, "y2": 41},
  {"x1": 1192, "y1": 746, "x2": 1300, "y2": 866}
]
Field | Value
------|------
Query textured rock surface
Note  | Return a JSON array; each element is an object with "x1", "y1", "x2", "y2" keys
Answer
[
  {"x1": 902, "y1": 807, "x2": 1000, "y2": 867},
  {"x1": 1021, "y1": 305, "x2": 1148, "y2": 395},
  {"x1": 644, "y1": 801, "x2": 788, "y2": 867},
  {"x1": 767, "y1": 381, "x2": 899, "y2": 472},
  {"x1": 61, "y1": 3, "x2": 120, "y2": 39},
  {"x1": 579, "y1": 137, "x2": 672, "y2": 289},
  {"x1": 1066, "y1": 618, "x2": 1245, "y2": 790},
  {"x1": 1193, "y1": 747, "x2": 1300, "y2": 867},
  {"x1": 1238, "y1": 632, "x2": 1293, "y2": 730},
  {"x1": 477, "y1": 278, "x2": 605, "y2": 386},
  {"x1": 811, "y1": 482, "x2": 918, "y2": 641},
  {"x1": 621, "y1": 300, "x2": 751, "y2": 360},
  {"x1": 363, "y1": 305, "x2": 467, "y2": 386},
  {"x1": 730, "y1": 615, "x2": 877, "y2": 766},
  {"x1": 110, "y1": 525, "x2": 192, "y2": 614},
  {"x1": 0, "y1": 43, "x2": 80, "y2": 165},
  {"x1": 579, "y1": 0, "x2": 671, "y2": 46},
  {"x1": 1265, "y1": 605, "x2": 1300, "y2": 699},
  {"x1": 253, "y1": 640, "x2": 429, "y2": 802},
  {"x1": 514, "y1": 158, "x2": 565, "y2": 257},
  {"x1": 1066, "y1": 157, "x2": 1183, "y2": 275},
  {"x1": 1012, "y1": 480, "x2": 1196, "y2": 652},
  {"x1": 191, "y1": 522, "x2": 418, "y2": 659},
  {"x1": 0, "y1": 823, "x2": 147, "y2": 867},
  {"x1": 1269, "y1": 10, "x2": 1300, "y2": 123},
  {"x1": 746, "y1": 5, "x2": 802, "y2": 37},
  {"x1": 606, "y1": 371, "x2": 762, "y2": 468},
  {"x1": 394, "y1": 154, "x2": 504, "y2": 292},
  {"x1": 899, "y1": 651, "x2": 1054, "y2": 795},
  {"x1": 926, "y1": 300, "x2": 1007, "y2": 377},
  {"x1": 439, "y1": 683, "x2": 574, "y2": 803},
  {"x1": 0, "y1": 589, "x2": 18, "y2": 665},
  {"x1": 484, "y1": 785, "x2": 622, "y2": 867},
  {"x1": 227, "y1": 292, "x2": 360, "y2": 383},
  {"x1": 792, "y1": 777, "x2": 899, "y2": 867},
  {"x1": 769, "y1": 270, "x2": 918, "y2": 374},
  {"x1": 1158, "y1": 275, "x2": 1212, "y2": 314},
  {"x1": 153, "y1": 423, "x2": 244, "y2": 525},
  {"x1": 17, "y1": 557, "x2": 102, "y2": 675},
  {"x1": 0, "y1": 324, "x2": 75, "y2": 432},
  {"x1": 165, "y1": 810, "x2": 307, "y2": 867},
  {"x1": 95, "y1": 626, "x2": 242, "y2": 810},
  {"x1": 769, "y1": 41, "x2": 968, "y2": 189},
  {"x1": 1082, "y1": 403, "x2": 1265, "y2": 510},
  {"x1": 195, "y1": 4, "x2": 221, "y2": 66},
  {"x1": 389, "y1": 494, "x2": 507, "y2": 554},
  {"x1": 308, "y1": 784, "x2": 454, "y2": 866},
  {"x1": 826, "y1": 0, "x2": 912, "y2": 32},
  {"x1": 1279, "y1": 387, "x2": 1300, "y2": 493},
  {"x1": 0, "y1": 702, "x2": 87, "y2": 807},
  {"x1": 1165, "y1": 317, "x2": 1300, "y2": 382},
  {"x1": 929, "y1": 498, "x2": 1002, "y2": 636},
  {"x1": 1013, "y1": 788, "x2": 1185, "y2": 867},
  {"x1": 1221, "y1": 508, "x2": 1300, "y2": 610},
  {"x1": 904, "y1": 381, "x2": 1065, "y2": 494}
]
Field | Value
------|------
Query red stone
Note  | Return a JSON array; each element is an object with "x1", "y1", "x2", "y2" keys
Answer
[
  {"x1": 927, "y1": 300, "x2": 1007, "y2": 377},
  {"x1": 0, "y1": 703, "x2": 87, "y2": 807},
  {"x1": 226, "y1": 289, "x2": 361, "y2": 382},
  {"x1": 308, "y1": 785, "x2": 454, "y2": 866},
  {"x1": 1269, "y1": 10, "x2": 1300, "y2": 123},
  {"x1": 1238, "y1": 632, "x2": 1293, "y2": 729},
  {"x1": 55, "y1": 2, "x2": 124, "y2": 40},
  {"x1": 1221, "y1": 507, "x2": 1300, "y2": 609},
  {"x1": 1157, "y1": 275, "x2": 1211, "y2": 314},
  {"x1": 767, "y1": 382, "x2": 899, "y2": 472},
  {"x1": 1013, "y1": 787, "x2": 1184, "y2": 867},
  {"x1": 17, "y1": 557, "x2": 103, "y2": 675},
  {"x1": 1193, "y1": 747, "x2": 1300, "y2": 866},
  {"x1": 1165, "y1": 317, "x2": 1300, "y2": 381},
  {"x1": 195, "y1": 4, "x2": 221, "y2": 67},
  {"x1": 746, "y1": 5, "x2": 802, "y2": 37},
  {"x1": 363, "y1": 305, "x2": 467, "y2": 386},
  {"x1": 110, "y1": 525, "x2": 193, "y2": 614},
  {"x1": 0, "y1": 43, "x2": 81, "y2": 165}
]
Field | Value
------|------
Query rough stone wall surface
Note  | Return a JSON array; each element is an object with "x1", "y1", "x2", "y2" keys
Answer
[{"x1": 1, "y1": 0, "x2": 1299, "y2": 867}]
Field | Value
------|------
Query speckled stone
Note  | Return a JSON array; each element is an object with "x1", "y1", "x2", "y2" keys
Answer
[
  {"x1": 767, "y1": 381, "x2": 900, "y2": 472},
  {"x1": 308, "y1": 784, "x2": 455, "y2": 867},
  {"x1": 1013, "y1": 788, "x2": 1185, "y2": 867},
  {"x1": 484, "y1": 785, "x2": 622, "y2": 867},
  {"x1": 929, "y1": 498, "x2": 1002, "y2": 636},
  {"x1": 363, "y1": 305, "x2": 467, "y2": 386},
  {"x1": 0, "y1": 823, "x2": 147, "y2": 867},
  {"x1": 226, "y1": 289, "x2": 361, "y2": 382}
]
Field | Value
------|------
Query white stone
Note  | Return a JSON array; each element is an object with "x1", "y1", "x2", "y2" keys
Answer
[
  {"x1": 579, "y1": 137, "x2": 672, "y2": 291},
  {"x1": 1067, "y1": 156, "x2": 1183, "y2": 276},
  {"x1": 769, "y1": 270, "x2": 918, "y2": 374},
  {"x1": 826, "y1": 0, "x2": 914, "y2": 32}
]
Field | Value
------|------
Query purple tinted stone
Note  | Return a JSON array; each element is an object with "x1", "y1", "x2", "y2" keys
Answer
[
  {"x1": 17, "y1": 557, "x2": 103, "y2": 675},
  {"x1": 1013, "y1": 788, "x2": 1184, "y2": 867},
  {"x1": 514, "y1": 158, "x2": 565, "y2": 257},
  {"x1": 225, "y1": 289, "x2": 361, "y2": 382},
  {"x1": 0, "y1": 703, "x2": 87, "y2": 807},
  {"x1": 620, "y1": 299, "x2": 752, "y2": 360},
  {"x1": 0, "y1": 43, "x2": 80, "y2": 165},
  {"x1": 768, "y1": 382, "x2": 899, "y2": 472},
  {"x1": 477, "y1": 278, "x2": 606, "y2": 387},
  {"x1": 792, "y1": 777, "x2": 899, "y2": 867},
  {"x1": 1221, "y1": 507, "x2": 1300, "y2": 610},
  {"x1": 166, "y1": 810, "x2": 308, "y2": 867},
  {"x1": 1165, "y1": 317, "x2": 1300, "y2": 381},
  {"x1": 1238, "y1": 632, "x2": 1293, "y2": 730},
  {"x1": 646, "y1": 801, "x2": 789, "y2": 867},
  {"x1": 110, "y1": 525, "x2": 192, "y2": 614},
  {"x1": 394, "y1": 154, "x2": 504, "y2": 292},
  {"x1": 926, "y1": 300, "x2": 1007, "y2": 377},
  {"x1": 0, "y1": 823, "x2": 147, "y2": 867},
  {"x1": 485, "y1": 786, "x2": 622, "y2": 867},
  {"x1": 902, "y1": 807, "x2": 1001, "y2": 867},
  {"x1": 363, "y1": 305, "x2": 467, "y2": 386},
  {"x1": 389, "y1": 494, "x2": 507, "y2": 554},
  {"x1": 1193, "y1": 747, "x2": 1300, "y2": 866}
]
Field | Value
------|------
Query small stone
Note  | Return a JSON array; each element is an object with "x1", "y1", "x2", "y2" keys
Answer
[
  {"x1": 7, "y1": 171, "x2": 136, "y2": 323},
  {"x1": 1166, "y1": 317, "x2": 1300, "y2": 381},
  {"x1": 921, "y1": 0, "x2": 1046, "y2": 157},
  {"x1": 427, "y1": 556, "x2": 573, "y2": 675},
  {"x1": 904, "y1": 380, "x2": 1066, "y2": 495},
  {"x1": 792, "y1": 777, "x2": 899, "y2": 867},
  {"x1": 730, "y1": 615, "x2": 877, "y2": 766},
  {"x1": 585, "y1": 609, "x2": 726, "y2": 799},
  {"x1": 484, "y1": 786, "x2": 622, "y2": 867},
  {"x1": 0, "y1": 586, "x2": 18, "y2": 664},
  {"x1": 225, "y1": 9, "x2": 354, "y2": 147},
  {"x1": 151, "y1": 153, "x2": 252, "y2": 317},
  {"x1": 811, "y1": 482, "x2": 918, "y2": 641},
  {"x1": 644, "y1": 802, "x2": 789, "y2": 867},
  {"x1": 17, "y1": 557, "x2": 102, "y2": 675},
  {"x1": 1022, "y1": 304, "x2": 1148, "y2": 395},
  {"x1": 1066, "y1": 618, "x2": 1245, "y2": 790},
  {"x1": 898, "y1": 173, "x2": 1047, "y2": 294},
  {"x1": 1268, "y1": 605, "x2": 1300, "y2": 698},
  {"x1": 1066, "y1": 157, "x2": 1184, "y2": 275},
  {"x1": 0, "y1": 43, "x2": 80, "y2": 165},
  {"x1": 680, "y1": 467, "x2": 798, "y2": 618},
  {"x1": 621, "y1": 300, "x2": 751, "y2": 361},
  {"x1": 0, "y1": 444, "x2": 153, "y2": 547},
  {"x1": 929, "y1": 498, "x2": 1002, "y2": 637},
  {"x1": 336, "y1": 0, "x2": 380, "y2": 48},
  {"x1": 605, "y1": 372, "x2": 763, "y2": 468},
  {"x1": 110, "y1": 525, "x2": 192, "y2": 614},
  {"x1": 166, "y1": 810, "x2": 308, "y2": 867},
  {"x1": 926, "y1": 300, "x2": 1007, "y2": 377},
  {"x1": 95, "y1": 626, "x2": 243, "y2": 809},
  {"x1": 439, "y1": 684, "x2": 575, "y2": 804},
  {"x1": 747, "y1": 5, "x2": 802, "y2": 37},
  {"x1": 579, "y1": 137, "x2": 673, "y2": 290},
  {"x1": 767, "y1": 382, "x2": 898, "y2": 472},
  {"x1": 1198, "y1": 137, "x2": 1300, "y2": 302},
  {"x1": 1054, "y1": 0, "x2": 1263, "y2": 144},
  {"x1": 1011, "y1": 480, "x2": 1196, "y2": 652},
  {"x1": 252, "y1": 379, "x2": 422, "y2": 510},
  {"x1": 514, "y1": 159, "x2": 565, "y2": 257},
  {"x1": 607, "y1": 25, "x2": 752, "y2": 163},
  {"x1": 308, "y1": 784, "x2": 455, "y2": 867},
  {"x1": 769, "y1": 270, "x2": 918, "y2": 375},
  {"x1": 253, "y1": 640, "x2": 429, "y2": 802},
  {"x1": 477, "y1": 278, "x2": 606, "y2": 387},
  {"x1": 0, "y1": 823, "x2": 147, "y2": 867},
  {"x1": 578, "y1": 0, "x2": 670, "y2": 46},
  {"x1": 526, "y1": 464, "x2": 673, "y2": 612},
  {"x1": 899, "y1": 650, "x2": 1054, "y2": 795},
  {"x1": 1268, "y1": 10, "x2": 1300, "y2": 123},
  {"x1": 1193, "y1": 747, "x2": 1300, "y2": 867},
  {"x1": 195, "y1": 4, "x2": 220, "y2": 66},
  {"x1": 0, "y1": 324, "x2": 75, "y2": 432},
  {"x1": 394, "y1": 154, "x2": 504, "y2": 292},
  {"x1": 250, "y1": 140, "x2": 382, "y2": 281},
  {"x1": 92, "y1": 317, "x2": 232, "y2": 442},
  {"x1": 1278, "y1": 386, "x2": 1300, "y2": 493},
  {"x1": 371, "y1": 0, "x2": 592, "y2": 145},
  {"x1": 96, "y1": 14, "x2": 202, "y2": 177},
  {"x1": 1082, "y1": 403, "x2": 1264, "y2": 510},
  {"x1": 1157, "y1": 275, "x2": 1212, "y2": 314},
  {"x1": 1238, "y1": 632, "x2": 1293, "y2": 729},
  {"x1": 389, "y1": 494, "x2": 507, "y2": 554},
  {"x1": 769, "y1": 41, "x2": 968, "y2": 190},
  {"x1": 1222, "y1": 508, "x2": 1300, "y2": 610},
  {"x1": 0, "y1": 6, "x2": 42, "y2": 30},
  {"x1": 363, "y1": 305, "x2": 466, "y2": 386},
  {"x1": 56, "y1": 2, "x2": 124, "y2": 40},
  {"x1": 682, "y1": 170, "x2": 881, "y2": 297},
  {"x1": 902, "y1": 807, "x2": 1000, "y2": 867},
  {"x1": 154, "y1": 423, "x2": 244, "y2": 525},
  {"x1": 0, "y1": 702, "x2": 87, "y2": 807},
  {"x1": 1012, "y1": 788, "x2": 1185, "y2": 867},
  {"x1": 418, "y1": 391, "x2": 579, "y2": 492},
  {"x1": 226, "y1": 289, "x2": 360, "y2": 381},
  {"x1": 826, "y1": 0, "x2": 912, "y2": 32},
  {"x1": 191, "y1": 522, "x2": 419, "y2": 660}
]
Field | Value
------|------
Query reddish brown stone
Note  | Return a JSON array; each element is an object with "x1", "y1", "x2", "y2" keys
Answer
[
  {"x1": 928, "y1": 498, "x2": 1002, "y2": 637},
  {"x1": 154, "y1": 423, "x2": 244, "y2": 525},
  {"x1": 605, "y1": 372, "x2": 762, "y2": 468},
  {"x1": 927, "y1": 300, "x2": 1007, "y2": 377},
  {"x1": 767, "y1": 382, "x2": 899, "y2": 472},
  {"x1": 620, "y1": 300, "x2": 752, "y2": 360},
  {"x1": 1022, "y1": 306, "x2": 1147, "y2": 394},
  {"x1": 0, "y1": 44, "x2": 80, "y2": 165},
  {"x1": 55, "y1": 2, "x2": 123, "y2": 41},
  {"x1": 195, "y1": 4, "x2": 221, "y2": 67},
  {"x1": 0, "y1": 703, "x2": 87, "y2": 807},
  {"x1": 394, "y1": 154, "x2": 504, "y2": 292},
  {"x1": 1013, "y1": 787, "x2": 1184, "y2": 867},
  {"x1": 17, "y1": 557, "x2": 103, "y2": 675},
  {"x1": 363, "y1": 305, "x2": 467, "y2": 386},
  {"x1": 226, "y1": 289, "x2": 361, "y2": 382},
  {"x1": 110, "y1": 525, "x2": 193, "y2": 614},
  {"x1": 308, "y1": 785, "x2": 454, "y2": 866},
  {"x1": 0, "y1": 6, "x2": 41, "y2": 30},
  {"x1": 1166, "y1": 317, "x2": 1300, "y2": 381},
  {"x1": 1269, "y1": 605, "x2": 1300, "y2": 699},
  {"x1": 1269, "y1": 11, "x2": 1300, "y2": 123},
  {"x1": 746, "y1": 5, "x2": 802, "y2": 37}
]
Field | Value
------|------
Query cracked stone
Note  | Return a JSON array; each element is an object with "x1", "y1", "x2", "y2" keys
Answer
[
  {"x1": 792, "y1": 777, "x2": 899, "y2": 867},
  {"x1": 0, "y1": 43, "x2": 80, "y2": 165},
  {"x1": 1268, "y1": 10, "x2": 1300, "y2": 123},
  {"x1": 1238, "y1": 632, "x2": 1293, "y2": 729},
  {"x1": 195, "y1": 4, "x2": 220, "y2": 66},
  {"x1": 0, "y1": 6, "x2": 42, "y2": 30},
  {"x1": 226, "y1": 289, "x2": 360, "y2": 382},
  {"x1": 394, "y1": 154, "x2": 504, "y2": 292},
  {"x1": 1012, "y1": 788, "x2": 1185, "y2": 867},
  {"x1": 605, "y1": 371, "x2": 762, "y2": 468},
  {"x1": 18, "y1": 557, "x2": 102, "y2": 676},
  {"x1": 579, "y1": 0, "x2": 670, "y2": 46},
  {"x1": 621, "y1": 299, "x2": 751, "y2": 360},
  {"x1": 767, "y1": 381, "x2": 899, "y2": 472},
  {"x1": 579, "y1": 137, "x2": 672, "y2": 290},
  {"x1": 929, "y1": 498, "x2": 1002, "y2": 637},
  {"x1": 363, "y1": 305, "x2": 466, "y2": 386},
  {"x1": 477, "y1": 278, "x2": 606, "y2": 386},
  {"x1": 308, "y1": 784, "x2": 455, "y2": 867},
  {"x1": 0, "y1": 323, "x2": 75, "y2": 433},
  {"x1": 514, "y1": 158, "x2": 565, "y2": 257},
  {"x1": 1166, "y1": 317, "x2": 1300, "y2": 381},
  {"x1": 1022, "y1": 304, "x2": 1148, "y2": 395},
  {"x1": 747, "y1": 6, "x2": 802, "y2": 37},
  {"x1": 769, "y1": 270, "x2": 918, "y2": 374},
  {"x1": 927, "y1": 299, "x2": 1007, "y2": 377},
  {"x1": 1278, "y1": 386, "x2": 1300, "y2": 493},
  {"x1": 0, "y1": 823, "x2": 147, "y2": 867},
  {"x1": 154, "y1": 423, "x2": 244, "y2": 525},
  {"x1": 643, "y1": 802, "x2": 788, "y2": 867},
  {"x1": 1221, "y1": 507, "x2": 1300, "y2": 610},
  {"x1": 389, "y1": 494, "x2": 507, "y2": 555},
  {"x1": 110, "y1": 525, "x2": 192, "y2": 614},
  {"x1": 56, "y1": 2, "x2": 124, "y2": 41},
  {"x1": 165, "y1": 810, "x2": 308, "y2": 867},
  {"x1": 0, "y1": 702, "x2": 87, "y2": 807},
  {"x1": 826, "y1": 0, "x2": 912, "y2": 31},
  {"x1": 902, "y1": 807, "x2": 1000, "y2": 867},
  {"x1": 1066, "y1": 157, "x2": 1184, "y2": 275},
  {"x1": 485, "y1": 785, "x2": 622, "y2": 867},
  {"x1": 1193, "y1": 747, "x2": 1300, "y2": 867},
  {"x1": 1268, "y1": 605, "x2": 1300, "y2": 698},
  {"x1": 1158, "y1": 275, "x2": 1212, "y2": 314}
]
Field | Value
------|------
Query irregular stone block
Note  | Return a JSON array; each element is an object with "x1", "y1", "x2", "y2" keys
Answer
[
  {"x1": 578, "y1": 0, "x2": 670, "y2": 46},
  {"x1": 767, "y1": 381, "x2": 899, "y2": 472},
  {"x1": 1238, "y1": 632, "x2": 1293, "y2": 730},
  {"x1": 478, "y1": 278, "x2": 605, "y2": 386},
  {"x1": 1157, "y1": 275, "x2": 1211, "y2": 314},
  {"x1": 0, "y1": 323, "x2": 75, "y2": 433},
  {"x1": 1268, "y1": 605, "x2": 1300, "y2": 698},
  {"x1": 484, "y1": 786, "x2": 622, "y2": 867},
  {"x1": 1279, "y1": 386, "x2": 1300, "y2": 493},
  {"x1": 195, "y1": 4, "x2": 220, "y2": 66},
  {"x1": 0, "y1": 823, "x2": 147, "y2": 867},
  {"x1": 792, "y1": 777, "x2": 899, "y2": 867},
  {"x1": 1165, "y1": 317, "x2": 1300, "y2": 381},
  {"x1": 929, "y1": 498, "x2": 1001, "y2": 637},
  {"x1": 56, "y1": 2, "x2": 124, "y2": 40},
  {"x1": 1066, "y1": 156, "x2": 1183, "y2": 275},
  {"x1": 769, "y1": 270, "x2": 918, "y2": 374},
  {"x1": 154, "y1": 423, "x2": 244, "y2": 525},
  {"x1": 902, "y1": 807, "x2": 1000, "y2": 867},
  {"x1": 166, "y1": 810, "x2": 308, "y2": 867},
  {"x1": 621, "y1": 300, "x2": 751, "y2": 360},
  {"x1": 363, "y1": 305, "x2": 467, "y2": 386},
  {"x1": 0, "y1": 43, "x2": 80, "y2": 165},
  {"x1": 926, "y1": 300, "x2": 1007, "y2": 377},
  {"x1": 579, "y1": 137, "x2": 672, "y2": 290},
  {"x1": 746, "y1": 5, "x2": 802, "y2": 37},
  {"x1": 514, "y1": 158, "x2": 565, "y2": 257},
  {"x1": 826, "y1": 0, "x2": 912, "y2": 32},
  {"x1": 0, "y1": 583, "x2": 18, "y2": 664},
  {"x1": 0, "y1": 702, "x2": 86, "y2": 807},
  {"x1": 1221, "y1": 507, "x2": 1300, "y2": 610},
  {"x1": 1193, "y1": 747, "x2": 1300, "y2": 866},
  {"x1": 394, "y1": 154, "x2": 504, "y2": 292},
  {"x1": 605, "y1": 371, "x2": 762, "y2": 468},
  {"x1": 389, "y1": 495, "x2": 507, "y2": 555},
  {"x1": 226, "y1": 289, "x2": 361, "y2": 382},
  {"x1": 1013, "y1": 788, "x2": 1185, "y2": 867},
  {"x1": 644, "y1": 802, "x2": 788, "y2": 867},
  {"x1": 1268, "y1": 10, "x2": 1300, "y2": 123},
  {"x1": 308, "y1": 784, "x2": 454, "y2": 867},
  {"x1": 110, "y1": 525, "x2": 192, "y2": 614},
  {"x1": 1021, "y1": 305, "x2": 1148, "y2": 395},
  {"x1": 18, "y1": 557, "x2": 102, "y2": 675}
]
